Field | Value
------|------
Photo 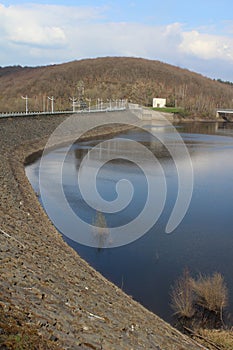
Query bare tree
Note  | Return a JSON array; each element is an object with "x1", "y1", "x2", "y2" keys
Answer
[
  {"x1": 170, "y1": 269, "x2": 195, "y2": 318},
  {"x1": 191, "y1": 273, "x2": 228, "y2": 316}
]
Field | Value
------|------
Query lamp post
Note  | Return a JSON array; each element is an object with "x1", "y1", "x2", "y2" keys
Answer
[
  {"x1": 48, "y1": 96, "x2": 54, "y2": 113},
  {"x1": 21, "y1": 95, "x2": 28, "y2": 114},
  {"x1": 70, "y1": 97, "x2": 77, "y2": 112}
]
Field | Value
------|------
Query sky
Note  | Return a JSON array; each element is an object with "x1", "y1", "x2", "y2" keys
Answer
[{"x1": 1, "y1": 0, "x2": 233, "y2": 81}]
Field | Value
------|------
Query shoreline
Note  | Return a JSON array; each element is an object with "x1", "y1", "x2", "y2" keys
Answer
[
  {"x1": 0, "y1": 111, "x2": 204, "y2": 349},
  {"x1": 24, "y1": 123, "x2": 135, "y2": 166}
]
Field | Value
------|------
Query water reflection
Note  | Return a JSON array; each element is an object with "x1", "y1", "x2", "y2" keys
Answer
[
  {"x1": 25, "y1": 122, "x2": 233, "y2": 325},
  {"x1": 177, "y1": 121, "x2": 228, "y2": 135}
]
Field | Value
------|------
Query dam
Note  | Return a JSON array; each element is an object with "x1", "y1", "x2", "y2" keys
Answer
[{"x1": 0, "y1": 110, "x2": 204, "y2": 349}]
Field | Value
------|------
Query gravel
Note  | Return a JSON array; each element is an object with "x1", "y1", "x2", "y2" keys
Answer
[{"x1": 0, "y1": 112, "x2": 205, "y2": 349}]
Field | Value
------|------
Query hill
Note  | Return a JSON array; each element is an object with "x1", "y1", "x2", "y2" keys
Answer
[{"x1": 0, "y1": 56, "x2": 233, "y2": 117}]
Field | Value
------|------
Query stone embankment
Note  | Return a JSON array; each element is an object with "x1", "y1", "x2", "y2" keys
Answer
[{"x1": 0, "y1": 112, "x2": 205, "y2": 349}]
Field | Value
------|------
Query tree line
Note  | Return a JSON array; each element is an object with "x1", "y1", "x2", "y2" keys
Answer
[{"x1": 0, "y1": 57, "x2": 233, "y2": 117}]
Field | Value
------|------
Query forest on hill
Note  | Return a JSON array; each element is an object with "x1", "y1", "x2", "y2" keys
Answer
[{"x1": 0, "y1": 56, "x2": 233, "y2": 117}]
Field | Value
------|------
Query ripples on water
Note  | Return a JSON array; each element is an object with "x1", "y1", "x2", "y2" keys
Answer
[{"x1": 26, "y1": 122, "x2": 233, "y2": 324}]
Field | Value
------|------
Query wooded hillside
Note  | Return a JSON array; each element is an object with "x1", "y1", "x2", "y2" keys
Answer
[{"x1": 0, "y1": 56, "x2": 233, "y2": 117}]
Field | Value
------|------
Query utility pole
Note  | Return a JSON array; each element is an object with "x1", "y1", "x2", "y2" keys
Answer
[
  {"x1": 70, "y1": 97, "x2": 77, "y2": 112},
  {"x1": 21, "y1": 95, "x2": 28, "y2": 114},
  {"x1": 48, "y1": 96, "x2": 54, "y2": 113}
]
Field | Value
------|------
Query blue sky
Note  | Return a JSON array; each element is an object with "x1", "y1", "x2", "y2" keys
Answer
[{"x1": 1, "y1": 0, "x2": 233, "y2": 80}]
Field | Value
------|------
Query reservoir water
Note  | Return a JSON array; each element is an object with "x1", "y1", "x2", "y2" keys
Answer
[{"x1": 26, "y1": 121, "x2": 233, "y2": 325}]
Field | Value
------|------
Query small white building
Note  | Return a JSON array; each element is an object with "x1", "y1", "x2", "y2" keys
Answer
[{"x1": 153, "y1": 98, "x2": 166, "y2": 108}]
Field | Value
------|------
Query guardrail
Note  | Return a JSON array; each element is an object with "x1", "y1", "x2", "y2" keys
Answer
[
  {"x1": 0, "y1": 105, "x2": 127, "y2": 119},
  {"x1": 0, "y1": 111, "x2": 74, "y2": 118}
]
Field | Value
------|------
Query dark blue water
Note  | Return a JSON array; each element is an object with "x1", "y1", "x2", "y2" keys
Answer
[{"x1": 26, "y1": 122, "x2": 233, "y2": 325}]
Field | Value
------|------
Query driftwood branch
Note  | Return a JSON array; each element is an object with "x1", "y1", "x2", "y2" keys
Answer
[
  {"x1": 219, "y1": 305, "x2": 227, "y2": 329},
  {"x1": 183, "y1": 326, "x2": 222, "y2": 350},
  {"x1": 0, "y1": 228, "x2": 25, "y2": 248},
  {"x1": 86, "y1": 311, "x2": 106, "y2": 322}
]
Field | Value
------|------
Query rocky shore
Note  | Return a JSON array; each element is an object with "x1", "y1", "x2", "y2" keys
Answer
[{"x1": 0, "y1": 112, "x2": 205, "y2": 349}]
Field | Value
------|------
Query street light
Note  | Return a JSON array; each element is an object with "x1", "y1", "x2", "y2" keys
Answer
[
  {"x1": 48, "y1": 96, "x2": 54, "y2": 113},
  {"x1": 69, "y1": 97, "x2": 77, "y2": 112},
  {"x1": 21, "y1": 95, "x2": 28, "y2": 114}
]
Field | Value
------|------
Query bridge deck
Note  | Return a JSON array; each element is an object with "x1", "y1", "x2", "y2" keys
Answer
[
  {"x1": 217, "y1": 109, "x2": 233, "y2": 114},
  {"x1": 216, "y1": 109, "x2": 233, "y2": 121}
]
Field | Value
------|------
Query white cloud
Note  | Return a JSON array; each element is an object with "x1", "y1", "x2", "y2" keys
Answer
[
  {"x1": 0, "y1": 3, "x2": 233, "y2": 80},
  {"x1": 10, "y1": 25, "x2": 66, "y2": 47},
  {"x1": 179, "y1": 30, "x2": 233, "y2": 61},
  {"x1": 0, "y1": 4, "x2": 103, "y2": 48}
]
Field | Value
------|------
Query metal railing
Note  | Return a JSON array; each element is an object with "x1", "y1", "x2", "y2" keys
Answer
[{"x1": 0, "y1": 100, "x2": 128, "y2": 119}]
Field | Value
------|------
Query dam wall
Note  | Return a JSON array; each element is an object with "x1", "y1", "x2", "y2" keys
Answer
[{"x1": 0, "y1": 111, "x2": 203, "y2": 349}]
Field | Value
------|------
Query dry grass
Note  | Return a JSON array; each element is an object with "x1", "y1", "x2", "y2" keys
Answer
[
  {"x1": 170, "y1": 271, "x2": 231, "y2": 350},
  {"x1": 194, "y1": 329, "x2": 233, "y2": 350},
  {"x1": 170, "y1": 269, "x2": 195, "y2": 318},
  {"x1": 171, "y1": 271, "x2": 229, "y2": 333},
  {"x1": 191, "y1": 273, "x2": 228, "y2": 314}
]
